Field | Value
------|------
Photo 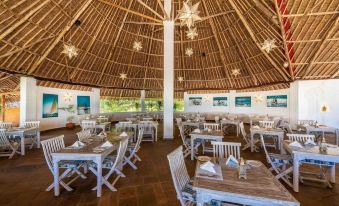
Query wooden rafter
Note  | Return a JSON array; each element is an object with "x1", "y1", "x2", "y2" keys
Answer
[
  {"x1": 136, "y1": 0, "x2": 164, "y2": 20},
  {"x1": 27, "y1": 0, "x2": 93, "y2": 75},
  {"x1": 228, "y1": 0, "x2": 291, "y2": 81}
]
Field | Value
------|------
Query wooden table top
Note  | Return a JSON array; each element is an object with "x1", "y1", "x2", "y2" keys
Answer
[
  {"x1": 190, "y1": 130, "x2": 223, "y2": 137},
  {"x1": 283, "y1": 140, "x2": 339, "y2": 156},
  {"x1": 193, "y1": 158, "x2": 299, "y2": 205}
]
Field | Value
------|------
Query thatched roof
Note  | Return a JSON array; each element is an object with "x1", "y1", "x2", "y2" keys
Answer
[{"x1": 0, "y1": 0, "x2": 338, "y2": 98}]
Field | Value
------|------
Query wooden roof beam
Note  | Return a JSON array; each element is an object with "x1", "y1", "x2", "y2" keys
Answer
[
  {"x1": 228, "y1": 0, "x2": 291, "y2": 81},
  {"x1": 201, "y1": 0, "x2": 233, "y2": 88},
  {"x1": 0, "y1": 0, "x2": 50, "y2": 42},
  {"x1": 27, "y1": 0, "x2": 93, "y2": 75},
  {"x1": 136, "y1": 0, "x2": 164, "y2": 20},
  {"x1": 298, "y1": 15, "x2": 338, "y2": 78}
]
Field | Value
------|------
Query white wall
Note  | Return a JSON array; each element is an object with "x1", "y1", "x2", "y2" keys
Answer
[
  {"x1": 297, "y1": 79, "x2": 339, "y2": 128},
  {"x1": 184, "y1": 89, "x2": 290, "y2": 119},
  {"x1": 35, "y1": 86, "x2": 100, "y2": 131}
]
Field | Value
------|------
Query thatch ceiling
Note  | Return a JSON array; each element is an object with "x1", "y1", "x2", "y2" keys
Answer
[{"x1": 0, "y1": 0, "x2": 338, "y2": 97}]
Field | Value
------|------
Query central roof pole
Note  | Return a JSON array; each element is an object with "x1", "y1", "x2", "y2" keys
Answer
[{"x1": 163, "y1": 0, "x2": 174, "y2": 139}]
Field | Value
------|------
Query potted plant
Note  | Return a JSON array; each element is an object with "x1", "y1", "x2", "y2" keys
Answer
[
  {"x1": 59, "y1": 105, "x2": 76, "y2": 129},
  {"x1": 66, "y1": 116, "x2": 75, "y2": 129}
]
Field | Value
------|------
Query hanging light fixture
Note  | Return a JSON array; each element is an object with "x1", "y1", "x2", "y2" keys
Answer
[
  {"x1": 178, "y1": 76, "x2": 184, "y2": 82},
  {"x1": 185, "y1": 47, "x2": 193, "y2": 56},
  {"x1": 62, "y1": 1, "x2": 78, "y2": 59},
  {"x1": 119, "y1": 73, "x2": 127, "y2": 80},
  {"x1": 254, "y1": 94, "x2": 264, "y2": 103},
  {"x1": 133, "y1": 41, "x2": 142, "y2": 51},
  {"x1": 178, "y1": 0, "x2": 202, "y2": 29},
  {"x1": 231, "y1": 69, "x2": 241, "y2": 76},
  {"x1": 186, "y1": 27, "x2": 198, "y2": 40},
  {"x1": 261, "y1": 39, "x2": 277, "y2": 53},
  {"x1": 63, "y1": 93, "x2": 73, "y2": 102}
]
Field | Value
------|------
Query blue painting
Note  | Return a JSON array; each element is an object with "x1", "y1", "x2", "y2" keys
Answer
[
  {"x1": 213, "y1": 97, "x2": 227, "y2": 106},
  {"x1": 42, "y1": 94, "x2": 58, "y2": 118},
  {"x1": 235, "y1": 97, "x2": 251, "y2": 107},
  {"x1": 267, "y1": 95, "x2": 287, "y2": 107},
  {"x1": 77, "y1": 96, "x2": 90, "y2": 114}
]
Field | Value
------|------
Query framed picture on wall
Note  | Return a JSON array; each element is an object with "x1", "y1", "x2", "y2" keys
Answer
[
  {"x1": 235, "y1": 96, "x2": 251, "y2": 107},
  {"x1": 267, "y1": 95, "x2": 287, "y2": 107},
  {"x1": 189, "y1": 97, "x2": 202, "y2": 106},
  {"x1": 213, "y1": 97, "x2": 228, "y2": 106},
  {"x1": 42, "y1": 94, "x2": 58, "y2": 118},
  {"x1": 77, "y1": 96, "x2": 91, "y2": 114}
]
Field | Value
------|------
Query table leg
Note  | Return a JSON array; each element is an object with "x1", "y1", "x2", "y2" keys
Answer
[
  {"x1": 37, "y1": 131, "x2": 41, "y2": 148},
  {"x1": 155, "y1": 126, "x2": 158, "y2": 142},
  {"x1": 336, "y1": 131, "x2": 339, "y2": 145},
  {"x1": 20, "y1": 134, "x2": 25, "y2": 156},
  {"x1": 250, "y1": 132, "x2": 254, "y2": 152},
  {"x1": 96, "y1": 158, "x2": 102, "y2": 197},
  {"x1": 329, "y1": 165, "x2": 336, "y2": 183},
  {"x1": 293, "y1": 157, "x2": 300, "y2": 192},
  {"x1": 53, "y1": 159, "x2": 60, "y2": 196},
  {"x1": 236, "y1": 124, "x2": 239, "y2": 137},
  {"x1": 191, "y1": 137, "x2": 194, "y2": 160},
  {"x1": 278, "y1": 134, "x2": 282, "y2": 151}
]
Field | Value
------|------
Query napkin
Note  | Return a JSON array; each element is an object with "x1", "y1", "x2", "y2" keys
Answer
[
  {"x1": 70, "y1": 141, "x2": 85, "y2": 148},
  {"x1": 289, "y1": 141, "x2": 303, "y2": 148},
  {"x1": 225, "y1": 155, "x2": 239, "y2": 167},
  {"x1": 101, "y1": 141, "x2": 113, "y2": 148},
  {"x1": 222, "y1": 118, "x2": 226, "y2": 121},
  {"x1": 305, "y1": 139, "x2": 316, "y2": 146},
  {"x1": 200, "y1": 161, "x2": 216, "y2": 173},
  {"x1": 252, "y1": 125, "x2": 260, "y2": 129},
  {"x1": 98, "y1": 131, "x2": 107, "y2": 137},
  {"x1": 193, "y1": 128, "x2": 201, "y2": 133},
  {"x1": 119, "y1": 132, "x2": 128, "y2": 137}
]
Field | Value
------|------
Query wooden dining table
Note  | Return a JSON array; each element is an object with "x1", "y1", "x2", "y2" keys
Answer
[
  {"x1": 5, "y1": 127, "x2": 40, "y2": 156},
  {"x1": 250, "y1": 127, "x2": 285, "y2": 152},
  {"x1": 51, "y1": 140, "x2": 117, "y2": 197},
  {"x1": 193, "y1": 158, "x2": 300, "y2": 206},
  {"x1": 189, "y1": 130, "x2": 223, "y2": 160}
]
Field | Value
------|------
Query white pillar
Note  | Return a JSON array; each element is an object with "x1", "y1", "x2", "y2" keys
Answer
[
  {"x1": 163, "y1": 20, "x2": 174, "y2": 139},
  {"x1": 141, "y1": 90, "x2": 146, "y2": 112},
  {"x1": 91, "y1": 88, "x2": 100, "y2": 115},
  {"x1": 20, "y1": 76, "x2": 37, "y2": 126}
]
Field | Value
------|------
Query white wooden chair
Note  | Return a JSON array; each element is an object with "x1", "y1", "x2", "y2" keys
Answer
[
  {"x1": 41, "y1": 135, "x2": 87, "y2": 192},
  {"x1": 287, "y1": 134, "x2": 315, "y2": 143},
  {"x1": 116, "y1": 121, "x2": 133, "y2": 132},
  {"x1": 80, "y1": 120, "x2": 97, "y2": 135},
  {"x1": 203, "y1": 123, "x2": 220, "y2": 131},
  {"x1": 123, "y1": 127, "x2": 144, "y2": 169},
  {"x1": 211, "y1": 141, "x2": 241, "y2": 160},
  {"x1": 0, "y1": 122, "x2": 12, "y2": 129},
  {"x1": 76, "y1": 130, "x2": 92, "y2": 142},
  {"x1": 0, "y1": 129, "x2": 20, "y2": 159},
  {"x1": 259, "y1": 120, "x2": 275, "y2": 128},
  {"x1": 167, "y1": 146, "x2": 196, "y2": 206},
  {"x1": 89, "y1": 137, "x2": 129, "y2": 192},
  {"x1": 178, "y1": 124, "x2": 201, "y2": 158},
  {"x1": 260, "y1": 135, "x2": 293, "y2": 188},
  {"x1": 143, "y1": 117, "x2": 153, "y2": 121},
  {"x1": 298, "y1": 120, "x2": 316, "y2": 126},
  {"x1": 140, "y1": 121, "x2": 155, "y2": 142},
  {"x1": 240, "y1": 122, "x2": 259, "y2": 152},
  {"x1": 24, "y1": 121, "x2": 40, "y2": 149}
]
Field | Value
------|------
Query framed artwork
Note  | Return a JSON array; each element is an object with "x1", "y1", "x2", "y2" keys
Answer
[
  {"x1": 77, "y1": 96, "x2": 91, "y2": 114},
  {"x1": 189, "y1": 97, "x2": 202, "y2": 106},
  {"x1": 235, "y1": 96, "x2": 251, "y2": 107},
  {"x1": 267, "y1": 95, "x2": 287, "y2": 107},
  {"x1": 42, "y1": 94, "x2": 58, "y2": 118},
  {"x1": 213, "y1": 97, "x2": 228, "y2": 106}
]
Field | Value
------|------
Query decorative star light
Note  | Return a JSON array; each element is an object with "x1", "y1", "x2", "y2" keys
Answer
[
  {"x1": 178, "y1": 0, "x2": 202, "y2": 28},
  {"x1": 185, "y1": 47, "x2": 193, "y2": 56},
  {"x1": 178, "y1": 76, "x2": 184, "y2": 82},
  {"x1": 186, "y1": 27, "x2": 198, "y2": 40},
  {"x1": 231, "y1": 69, "x2": 240, "y2": 76},
  {"x1": 261, "y1": 39, "x2": 277, "y2": 53},
  {"x1": 254, "y1": 94, "x2": 264, "y2": 103},
  {"x1": 63, "y1": 93, "x2": 72, "y2": 102},
  {"x1": 133, "y1": 41, "x2": 142, "y2": 51},
  {"x1": 119, "y1": 73, "x2": 127, "y2": 80},
  {"x1": 62, "y1": 44, "x2": 78, "y2": 59}
]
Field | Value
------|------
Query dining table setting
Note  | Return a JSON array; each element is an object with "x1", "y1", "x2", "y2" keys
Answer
[
  {"x1": 250, "y1": 125, "x2": 285, "y2": 152},
  {"x1": 5, "y1": 126, "x2": 40, "y2": 156},
  {"x1": 193, "y1": 155, "x2": 300, "y2": 206}
]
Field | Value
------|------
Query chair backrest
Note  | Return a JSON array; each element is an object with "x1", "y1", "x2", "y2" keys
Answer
[
  {"x1": 260, "y1": 134, "x2": 273, "y2": 165},
  {"x1": 112, "y1": 137, "x2": 129, "y2": 170},
  {"x1": 24, "y1": 121, "x2": 40, "y2": 128},
  {"x1": 140, "y1": 121, "x2": 154, "y2": 133},
  {"x1": 167, "y1": 146, "x2": 190, "y2": 206},
  {"x1": 132, "y1": 127, "x2": 144, "y2": 154},
  {"x1": 177, "y1": 125, "x2": 189, "y2": 148},
  {"x1": 298, "y1": 120, "x2": 316, "y2": 126},
  {"x1": 76, "y1": 130, "x2": 92, "y2": 142},
  {"x1": 143, "y1": 117, "x2": 153, "y2": 121},
  {"x1": 214, "y1": 116, "x2": 220, "y2": 123},
  {"x1": 203, "y1": 123, "x2": 220, "y2": 131},
  {"x1": 239, "y1": 122, "x2": 249, "y2": 143},
  {"x1": 259, "y1": 120, "x2": 275, "y2": 128},
  {"x1": 287, "y1": 134, "x2": 315, "y2": 143},
  {"x1": 97, "y1": 117, "x2": 108, "y2": 123},
  {"x1": 283, "y1": 123, "x2": 293, "y2": 133},
  {"x1": 0, "y1": 122, "x2": 12, "y2": 129},
  {"x1": 0, "y1": 129, "x2": 10, "y2": 148},
  {"x1": 176, "y1": 118, "x2": 182, "y2": 125},
  {"x1": 41, "y1": 135, "x2": 65, "y2": 172},
  {"x1": 80, "y1": 120, "x2": 96, "y2": 134},
  {"x1": 212, "y1": 141, "x2": 241, "y2": 160}
]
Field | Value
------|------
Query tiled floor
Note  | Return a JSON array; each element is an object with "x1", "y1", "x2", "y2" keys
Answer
[{"x1": 0, "y1": 124, "x2": 338, "y2": 206}]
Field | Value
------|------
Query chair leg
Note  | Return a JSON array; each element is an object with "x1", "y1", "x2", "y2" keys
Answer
[
  {"x1": 124, "y1": 156, "x2": 137, "y2": 170},
  {"x1": 134, "y1": 153, "x2": 141, "y2": 161},
  {"x1": 74, "y1": 167, "x2": 87, "y2": 179}
]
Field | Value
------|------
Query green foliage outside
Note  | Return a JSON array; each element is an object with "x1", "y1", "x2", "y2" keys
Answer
[{"x1": 100, "y1": 99, "x2": 184, "y2": 113}]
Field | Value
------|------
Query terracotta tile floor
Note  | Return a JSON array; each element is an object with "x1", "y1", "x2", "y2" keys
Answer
[{"x1": 0, "y1": 123, "x2": 338, "y2": 206}]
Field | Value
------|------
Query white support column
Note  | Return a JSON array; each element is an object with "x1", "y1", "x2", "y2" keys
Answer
[
  {"x1": 20, "y1": 76, "x2": 37, "y2": 126},
  {"x1": 141, "y1": 90, "x2": 146, "y2": 112},
  {"x1": 163, "y1": 3, "x2": 174, "y2": 139},
  {"x1": 91, "y1": 88, "x2": 100, "y2": 115}
]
